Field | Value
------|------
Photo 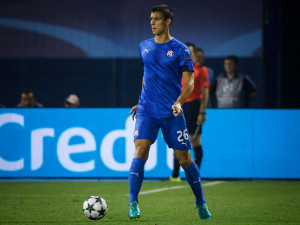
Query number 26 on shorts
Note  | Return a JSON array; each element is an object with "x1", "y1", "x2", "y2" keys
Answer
[{"x1": 177, "y1": 129, "x2": 189, "y2": 143}]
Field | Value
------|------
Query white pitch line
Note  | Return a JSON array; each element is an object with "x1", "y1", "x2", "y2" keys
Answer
[
  {"x1": 126, "y1": 181, "x2": 225, "y2": 196},
  {"x1": 139, "y1": 185, "x2": 185, "y2": 195},
  {"x1": 202, "y1": 181, "x2": 225, "y2": 187},
  {"x1": 4, "y1": 194, "x2": 122, "y2": 197},
  {"x1": 4, "y1": 181, "x2": 226, "y2": 198}
]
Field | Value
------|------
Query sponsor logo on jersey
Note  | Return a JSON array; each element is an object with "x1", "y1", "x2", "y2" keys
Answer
[
  {"x1": 167, "y1": 50, "x2": 174, "y2": 57},
  {"x1": 134, "y1": 130, "x2": 139, "y2": 137},
  {"x1": 145, "y1": 49, "x2": 150, "y2": 53},
  {"x1": 185, "y1": 57, "x2": 192, "y2": 60}
]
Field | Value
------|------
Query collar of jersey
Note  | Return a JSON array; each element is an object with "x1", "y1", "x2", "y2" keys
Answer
[{"x1": 152, "y1": 37, "x2": 174, "y2": 45}]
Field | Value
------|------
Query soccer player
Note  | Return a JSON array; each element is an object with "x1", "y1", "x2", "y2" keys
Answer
[
  {"x1": 128, "y1": 5, "x2": 212, "y2": 221},
  {"x1": 170, "y1": 43, "x2": 210, "y2": 182}
]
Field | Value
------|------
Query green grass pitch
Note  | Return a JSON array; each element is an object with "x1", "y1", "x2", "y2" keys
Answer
[{"x1": 0, "y1": 180, "x2": 299, "y2": 225}]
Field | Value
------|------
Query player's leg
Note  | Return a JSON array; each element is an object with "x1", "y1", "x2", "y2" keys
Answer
[
  {"x1": 173, "y1": 150, "x2": 205, "y2": 203},
  {"x1": 128, "y1": 112, "x2": 160, "y2": 219},
  {"x1": 187, "y1": 99, "x2": 204, "y2": 169},
  {"x1": 161, "y1": 114, "x2": 211, "y2": 220},
  {"x1": 129, "y1": 139, "x2": 151, "y2": 204},
  {"x1": 174, "y1": 149, "x2": 211, "y2": 220},
  {"x1": 190, "y1": 132, "x2": 203, "y2": 168},
  {"x1": 161, "y1": 114, "x2": 205, "y2": 203},
  {"x1": 170, "y1": 101, "x2": 192, "y2": 181},
  {"x1": 170, "y1": 153, "x2": 181, "y2": 182},
  {"x1": 128, "y1": 139, "x2": 151, "y2": 219}
]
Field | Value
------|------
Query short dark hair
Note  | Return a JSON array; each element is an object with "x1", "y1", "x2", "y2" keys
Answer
[
  {"x1": 225, "y1": 55, "x2": 239, "y2": 64},
  {"x1": 185, "y1": 42, "x2": 196, "y2": 49},
  {"x1": 21, "y1": 89, "x2": 34, "y2": 95},
  {"x1": 151, "y1": 5, "x2": 174, "y2": 24},
  {"x1": 196, "y1": 48, "x2": 204, "y2": 53}
]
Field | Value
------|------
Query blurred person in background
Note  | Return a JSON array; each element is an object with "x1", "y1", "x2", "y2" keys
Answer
[
  {"x1": 211, "y1": 55, "x2": 258, "y2": 108},
  {"x1": 195, "y1": 48, "x2": 214, "y2": 108},
  {"x1": 195, "y1": 48, "x2": 214, "y2": 84},
  {"x1": 17, "y1": 89, "x2": 43, "y2": 108},
  {"x1": 65, "y1": 94, "x2": 80, "y2": 108},
  {"x1": 170, "y1": 42, "x2": 210, "y2": 182}
]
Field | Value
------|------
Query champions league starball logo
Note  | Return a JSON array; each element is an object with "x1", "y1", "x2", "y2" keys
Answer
[{"x1": 167, "y1": 50, "x2": 174, "y2": 57}]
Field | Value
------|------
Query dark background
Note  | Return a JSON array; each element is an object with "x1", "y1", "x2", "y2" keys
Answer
[
  {"x1": 0, "y1": 0, "x2": 263, "y2": 58},
  {"x1": 263, "y1": 0, "x2": 300, "y2": 108},
  {"x1": 0, "y1": 58, "x2": 263, "y2": 108},
  {"x1": 0, "y1": 0, "x2": 299, "y2": 108}
]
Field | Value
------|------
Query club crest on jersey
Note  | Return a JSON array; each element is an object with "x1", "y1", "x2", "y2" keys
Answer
[
  {"x1": 134, "y1": 130, "x2": 139, "y2": 137},
  {"x1": 167, "y1": 50, "x2": 174, "y2": 57}
]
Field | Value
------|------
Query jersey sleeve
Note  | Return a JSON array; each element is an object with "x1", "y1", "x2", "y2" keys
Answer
[{"x1": 179, "y1": 47, "x2": 194, "y2": 73}]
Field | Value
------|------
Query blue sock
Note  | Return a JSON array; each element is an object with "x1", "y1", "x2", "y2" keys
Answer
[
  {"x1": 129, "y1": 158, "x2": 146, "y2": 203},
  {"x1": 184, "y1": 161, "x2": 206, "y2": 205}
]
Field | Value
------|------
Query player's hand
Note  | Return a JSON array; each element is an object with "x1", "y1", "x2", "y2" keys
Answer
[
  {"x1": 197, "y1": 113, "x2": 206, "y2": 125},
  {"x1": 172, "y1": 101, "x2": 182, "y2": 117},
  {"x1": 128, "y1": 104, "x2": 138, "y2": 120}
]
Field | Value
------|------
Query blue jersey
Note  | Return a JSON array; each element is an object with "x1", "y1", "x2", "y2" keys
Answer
[{"x1": 138, "y1": 37, "x2": 194, "y2": 118}]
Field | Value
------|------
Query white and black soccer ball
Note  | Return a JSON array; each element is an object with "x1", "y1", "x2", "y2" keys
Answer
[{"x1": 83, "y1": 196, "x2": 108, "y2": 220}]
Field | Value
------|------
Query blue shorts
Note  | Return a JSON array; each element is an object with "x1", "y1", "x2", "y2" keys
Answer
[{"x1": 134, "y1": 111, "x2": 192, "y2": 150}]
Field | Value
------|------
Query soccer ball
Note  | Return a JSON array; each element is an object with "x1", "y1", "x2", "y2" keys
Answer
[{"x1": 83, "y1": 196, "x2": 108, "y2": 220}]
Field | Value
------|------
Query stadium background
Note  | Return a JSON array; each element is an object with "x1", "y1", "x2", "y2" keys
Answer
[
  {"x1": 0, "y1": 0, "x2": 263, "y2": 107},
  {"x1": 0, "y1": 0, "x2": 299, "y2": 179}
]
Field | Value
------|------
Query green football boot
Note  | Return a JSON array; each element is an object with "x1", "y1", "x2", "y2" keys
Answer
[
  {"x1": 169, "y1": 176, "x2": 182, "y2": 182},
  {"x1": 128, "y1": 201, "x2": 141, "y2": 220},
  {"x1": 197, "y1": 203, "x2": 212, "y2": 220}
]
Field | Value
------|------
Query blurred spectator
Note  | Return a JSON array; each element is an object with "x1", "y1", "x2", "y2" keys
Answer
[
  {"x1": 17, "y1": 89, "x2": 43, "y2": 108},
  {"x1": 65, "y1": 94, "x2": 80, "y2": 108},
  {"x1": 211, "y1": 55, "x2": 258, "y2": 108},
  {"x1": 195, "y1": 48, "x2": 214, "y2": 83},
  {"x1": 195, "y1": 48, "x2": 215, "y2": 108}
]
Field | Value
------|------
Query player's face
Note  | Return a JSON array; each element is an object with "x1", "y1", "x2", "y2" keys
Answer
[
  {"x1": 188, "y1": 46, "x2": 196, "y2": 64},
  {"x1": 150, "y1": 12, "x2": 171, "y2": 36},
  {"x1": 21, "y1": 93, "x2": 36, "y2": 107},
  {"x1": 224, "y1": 59, "x2": 236, "y2": 74},
  {"x1": 196, "y1": 50, "x2": 204, "y2": 65}
]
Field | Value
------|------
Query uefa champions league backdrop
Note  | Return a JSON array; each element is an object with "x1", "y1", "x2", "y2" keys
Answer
[
  {"x1": 0, "y1": 0, "x2": 265, "y2": 109},
  {"x1": 0, "y1": 109, "x2": 299, "y2": 179},
  {"x1": 0, "y1": 0, "x2": 262, "y2": 58}
]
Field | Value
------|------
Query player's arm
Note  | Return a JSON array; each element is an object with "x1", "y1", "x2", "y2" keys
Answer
[
  {"x1": 128, "y1": 76, "x2": 144, "y2": 120},
  {"x1": 197, "y1": 86, "x2": 209, "y2": 125},
  {"x1": 172, "y1": 71, "x2": 194, "y2": 117},
  {"x1": 198, "y1": 67, "x2": 210, "y2": 125}
]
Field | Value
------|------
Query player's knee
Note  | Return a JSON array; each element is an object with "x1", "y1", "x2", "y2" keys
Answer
[
  {"x1": 178, "y1": 157, "x2": 192, "y2": 169},
  {"x1": 135, "y1": 145, "x2": 150, "y2": 161}
]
